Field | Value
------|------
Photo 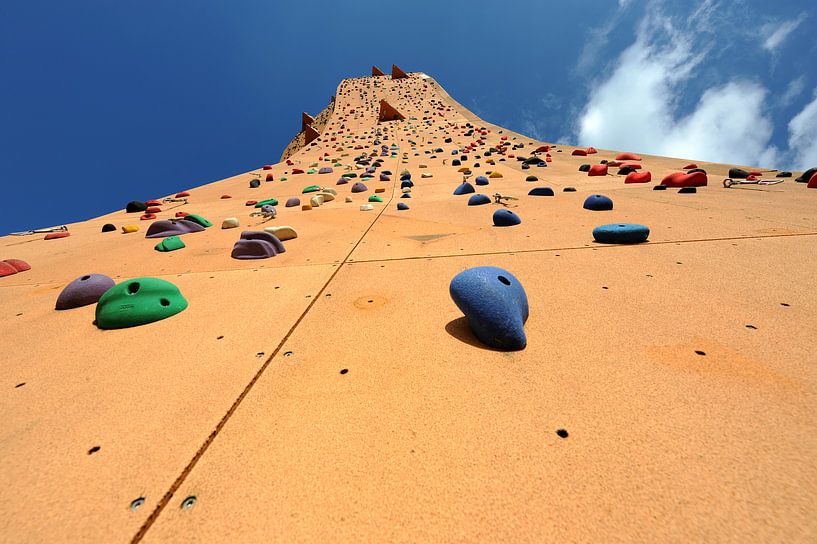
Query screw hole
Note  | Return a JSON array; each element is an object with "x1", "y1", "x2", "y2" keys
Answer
[
  {"x1": 283, "y1": 351, "x2": 293, "y2": 357},
  {"x1": 256, "y1": 352, "x2": 264, "y2": 357},
  {"x1": 217, "y1": 335, "x2": 224, "y2": 340},
  {"x1": 88, "y1": 446, "x2": 100, "y2": 455},
  {"x1": 130, "y1": 497, "x2": 145, "y2": 511},
  {"x1": 497, "y1": 276, "x2": 510, "y2": 286},
  {"x1": 180, "y1": 496, "x2": 197, "y2": 510},
  {"x1": 745, "y1": 324, "x2": 757, "y2": 329},
  {"x1": 15, "y1": 382, "x2": 25, "y2": 388},
  {"x1": 340, "y1": 368, "x2": 348, "y2": 375},
  {"x1": 556, "y1": 429, "x2": 569, "y2": 438},
  {"x1": 780, "y1": 303, "x2": 790, "y2": 307},
  {"x1": 694, "y1": 350, "x2": 706, "y2": 356}
]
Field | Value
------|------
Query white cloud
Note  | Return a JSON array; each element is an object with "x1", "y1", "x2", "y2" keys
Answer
[
  {"x1": 780, "y1": 76, "x2": 806, "y2": 108},
  {"x1": 787, "y1": 90, "x2": 817, "y2": 170},
  {"x1": 575, "y1": 1, "x2": 780, "y2": 167},
  {"x1": 762, "y1": 14, "x2": 807, "y2": 53}
]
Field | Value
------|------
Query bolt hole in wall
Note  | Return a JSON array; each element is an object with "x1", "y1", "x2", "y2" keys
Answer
[
  {"x1": 497, "y1": 276, "x2": 510, "y2": 286},
  {"x1": 339, "y1": 368, "x2": 348, "y2": 375},
  {"x1": 181, "y1": 496, "x2": 197, "y2": 510},
  {"x1": 130, "y1": 497, "x2": 145, "y2": 511},
  {"x1": 87, "y1": 446, "x2": 100, "y2": 455},
  {"x1": 694, "y1": 350, "x2": 706, "y2": 356},
  {"x1": 556, "y1": 429, "x2": 569, "y2": 438}
]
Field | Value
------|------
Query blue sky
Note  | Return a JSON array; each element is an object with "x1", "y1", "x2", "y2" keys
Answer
[{"x1": 1, "y1": 0, "x2": 815, "y2": 234}]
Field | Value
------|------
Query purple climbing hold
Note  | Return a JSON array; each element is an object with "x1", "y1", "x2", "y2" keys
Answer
[
  {"x1": 55, "y1": 274, "x2": 115, "y2": 310},
  {"x1": 380, "y1": 173, "x2": 391, "y2": 181},
  {"x1": 319, "y1": 167, "x2": 333, "y2": 174},
  {"x1": 336, "y1": 177, "x2": 349, "y2": 185},
  {"x1": 351, "y1": 182, "x2": 368, "y2": 193},
  {"x1": 285, "y1": 197, "x2": 300, "y2": 207},
  {"x1": 145, "y1": 219, "x2": 205, "y2": 239},
  {"x1": 231, "y1": 231, "x2": 285, "y2": 260}
]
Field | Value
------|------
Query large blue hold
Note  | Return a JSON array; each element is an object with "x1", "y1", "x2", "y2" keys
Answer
[
  {"x1": 592, "y1": 223, "x2": 650, "y2": 244},
  {"x1": 528, "y1": 187, "x2": 554, "y2": 196},
  {"x1": 583, "y1": 194, "x2": 613, "y2": 211},
  {"x1": 449, "y1": 266, "x2": 529, "y2": 350},
  {"x1": 475, "y1": 175, "x2": 489, "y2": 186},
  {"x1": 468, "y1": 194, "x2": 491, "y2": 206},
  {"x1": 493, "y1": 209, "x2": 522, "y2": 226},
  {"x1": 453, "y1": 182, "x2": 475, "y2": 195}
]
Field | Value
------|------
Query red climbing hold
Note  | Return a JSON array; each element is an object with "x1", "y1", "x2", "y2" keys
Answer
[
  {"x1": 140, "y1": 214, "x2": 157, "y2": 220},
  {"x1": 263, "y1": 165, "x2": 273, "y2": 170},
  {"x1": 145, "y1": 200, "x2": 161, "y2": 206},
  {"x1": 175, "y1": 212, "x2": 188, "y2": 218},
  {"x1": 145, "y1": 206, "x2": 161, "y2": 214},
  {"x1": 683, "y1": 163, "x2": 698, "y2": 170},
  {"x1": 807, "y1": 171, "x2": 817, "y2": 188},
  {"x1": 586, "y1": 147, "x2": 598, "y2": 154},
  {"x1": 572, "y1": 149, "x2": 587, "y2": 156},
  {"x1": 286, "y1": 159, "x2": 294, "y2": 166},
  {"x1": 245, "y1": 200, "x2": 258, "y2": 206},
  {"x1": 625, "y1": 171, "x2": 652, "y2": 184},
  {"x1": 44, "y1": 232, "x2": 70, "y2": 240},
  {"x1": 3, "y1": 259, "x2": 31, "y2": 272},
  {"x1": 606, "y1": 161, "x2": 623, "y2": 168},
  {"x1": 661, "y1": 171, "x2": 708, "y2": 187},
  {"x1": 621, "y1": 163, "x2": 642, "y2": 170},
  {"x1": 546, "y1": 157, "x2": 552, "y2": 162},
  {"x1": 535, "y1": 145, "x2": 550, "y2": 153},
  {"x1": 588, "y1": 164, "x2": 608, "y2": 176},
  {"x1": 265, "y1": 173, "x2": 274, "y2": 181},
  {"x1": 221, "y1": 195, "x2": 232, "y2": 199},
  {"x1": 292, "y1": 169, "x2": 304, "y2": 174},
  {"x1": 175, "y1": 191, "x2": 190, "y2": 198},
  {"x1": 0, "y1": 262, "x2": 18, "y2": 277},
  {"x1": 746, "y1": 175, "x2": 758, "y2": 181},
  {"x1": 616, "y1": 152, "x2": 642, "y2": 161}
]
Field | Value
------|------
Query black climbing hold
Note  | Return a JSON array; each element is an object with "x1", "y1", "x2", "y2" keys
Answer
[
  {"x1": 101, "y1": 223, "x2": 116, "y2": 233},
  {"x1": 126, "y1": 201, "x2": 147, "y2": 213},
  {"x1": 678, "y1": 187, "x2": 697, "y2": 193}
]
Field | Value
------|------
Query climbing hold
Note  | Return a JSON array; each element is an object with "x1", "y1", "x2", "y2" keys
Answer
[
  {"x1": 401, "y1": 187, "x2": 411, "y2": 194},
  {"x1": 449, "y1": 266, "x2": 529, "y2": 350},
  {"x1": 263, "y1": 226, "x2": 297, "y2": 241},
  {"x1": 683, "y1": 163, "x2": 698, "y2": 170},
  {"x1": 254, "y1": 198, "x2": 279, "y2": 208},
  {"x1": 154, "y1": 236, "x2": 185, "y2": 252},
  {"x1": 776, "y1": 171, "x2": 792, "y2": 178},
  {"x1": 301, "y1": 204, "x2": 312, "y2": 211},
  {"x1": 121, "y1": 225, "x2": 139, "y2": 233},
  {"x1": 245, "y1": 200, "x2": 258, "y2": 206},
  {"x1": 592, "y1": 223, "x2": 650, "y2": 244},
  {"x1": 175, "y1": 191, "x2": 190, "y2": 198},
  {"x1": 351, "y1": 182, "x2": 368, "y2": 193},
  {"x1": 175, "y1": 212, "x2": 188, "y2": 218},
  {"x1": 183, "y1": 214, "x2": 213, "y2": 228},
  {"x1": 583, "y1": 194, "x2": 613, "y2": 211},
  {"x1": 453, "y1": 182, "x2": 475, "y2": 195},
  {"x1": 563, "y1": 187, "x2": 576, "y2": 192},
  {"x1": 380, "y1": 173, "x2": 390, "y2": 181},
  {"x1": 302, "y1": 185, "x2": 320, "y2": 193},
  {"x1": 55, "y1": 274, "x2": 116, "y2": 310},
  {"x1": 397, "y1": 202, "x2": 409, "y2": 210},
  {"x1": 489, "y1": 171, "x2": 503, "y2": 178},
  {"x1": 95, "y1": 277, "x2": 188, "y2": 329},
  {"x1": 145, "y1": 207, "x2": 161, "y2": 214},
  {"x1": 807, "y1": 172, "x2": 817, "y2": 189},
  {"x1": 525, "y1": 175, "x2": 538, "y2": 182},
  {"x1": 310, "y1": 195, "x2": 324, "y2": 207},
  {"x1": 368, "y1": 195, "x2": 383, "y2": 203},
  {"x1": 145, "y1": 219, "x2": 205, "y2": 238},
  {"x1": 336, "y1": 177, "x2": 349, "y2": 185},
  {"x1": 615, "y1": 152, "x2": 642, "y2": 161},
  {"x1": 625, "y1": 171, "x2": 652, "y2": 184},
  {"x1": 493, "y1": 209, "x2": 522, "y2": 226},
  {"x1": 475, "y1": 175, "x2": 489, "y2": 185},
  {"x1": 528, "y1": 187, "x2": 555, "y2": 196},
  {"x1": 319, "y1": 167, "x2": 333, "y2": 174},
  {"x1": 588, "y1": 164, "x2": 608, "y2": 176},
  {"x1": 345, "y1": 196, "x2": 353, "y2": 203},
  {"x1": 578, "y1": 164, "x2": 591, "y2": 172},
  {"x1": 360, "y1": 204, "x2": 374, "y2": 211},
  {"x1": 140, "y1": 214, "x2": 156, "y2": 221},
  {"x1": 678, "y1": 187, "x2": 697, "y2": 194},
  {"x1": 728, "y1": 168, "x2": 749, "y2": 179},
  {"x1": 249, "y1": 180, "x2": 260, "y2": 188},
  {"x1": 468, "y1": 194, "x2": 491, "y2": 206},
  {"x1": 221, "y1": 218, "x2": 239, "y2": 229},
  {"x1": 795, "y1": 167, "x2": 817, "y2": 183},
  {"x1": 374, "y1": 187, "x2": 385, "y2": 193},
  {"x1": 126, "y1": 201, "x2": 147, "y2": 213},
  {"x1": 401, "y1": 193, "x2": 412, "y2": 199},
  {"x1": 231, "y1": 231, "x2": 285, "y2": 260},
  {"x1": 319, "y1": 191, "x2": 336, "y2": 202},
  {"x1": 44, "y1": 232, "x2": 70, "y2": 240},
  {"x1": 0, "y1": 259, "x2": 31, "y2": 278},
  {"x1": 101, "y1": 223, "x2": 116, "y2": 232},
  {"x1": 401, "y1": 180, "x2": 414, "y2": 189},
  {"x1": 571, "y1": 149, "x2": 587, "y2": 156},
  {"x1": 285, "y1": 197, "x2": 300, "y2": 207},
  {"x1": 661, "y1": 171, "x2": 707, "y2": 187},
  {"x1": 220, "y1": 195, "x2": 232, "y2": 199},
  {"x1": 653, "y1": 185, "x2": 667, "y2": 191}
]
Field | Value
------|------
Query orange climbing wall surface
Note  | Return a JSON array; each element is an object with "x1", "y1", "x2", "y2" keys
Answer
[{"x1": 2, "y1": 70, "x2": 817, "y2": 543}]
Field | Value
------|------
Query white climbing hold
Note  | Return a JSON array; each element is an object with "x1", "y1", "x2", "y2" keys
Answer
[
  {"x1": 310, "y1": 195, "x2": 324, "y2": 207},
  {"x1": 421, "y1": 173, "x2": 433, "y2": 178},
  {"x1": 360, "y1": 204, "x2": 374, "y2": 211},
  {"x1": 264, "y1": 225, "x2": 298, "y2": 241},
  {"x1": 345, "y1": 196, "x2": 353, "y2": 203},
  {"x1": 401, "y1": 187, "x2": 411, "y2": 194},
  {"x1": 321, "y1": 187, "x2": 337, "y2": 195},
  {"x1": 221, "y1": 217, "x2": 239, "y2": 229},
  {"x1": 318, "y1": 191, "x2": 335, "y2": 202}
]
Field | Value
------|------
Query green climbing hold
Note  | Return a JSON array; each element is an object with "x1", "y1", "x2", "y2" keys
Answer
[
  {"x1": 307, "y1": 169, "x2": 317, "y2": 174},
  {"x1": 183, "y1": 214, "x2": 212, "y2": 228},
  {"x1": 254, "y1": 198, "x2": 279, "y2": 208},
  {"x1": 279, "y1": 177, "x2": 288, "y2": 181},
  {"x1": 368, "y1": 195, "x2": 383, "y2": 203},
  {"x1": 154, "y1": 236, "x2": 185, "y2": 252},
  {"x1": 302, "y1": 185, "x2": 321, "y2": 194},
  {"x1": 342, "y1": 173, "x2": 357, "y2": 178},
  {"x1": 95, "y1": 277, "x2": 188, "y2": 329}
]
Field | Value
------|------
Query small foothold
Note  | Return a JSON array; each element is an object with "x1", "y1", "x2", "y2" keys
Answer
[
  {"x1": 397, "y1": 202, "x2": 409, "y2": 210},
  {"x1": 449, "y1": 266, "x2": 529, "y2": 350},
  {"x1": 249, "y1": 179, "x2": 260, "y2": 188},
  {"x1": 475, "y1": 175, "x2": 489, "y2": 185},
  {"x1": 360, "y1": 204, "x2": 374, "y2": 211},
  {"x1": 121, "y1": 225, "x2": 139, "y2": 234},
  {"x1": 493, "y1": 209, "x2": 522, "y2": 226},
  {"x1": 528, "y1": 187, "x2": 554, "y2": 196},
  {"x1": 345, "y1": 196, "x2": 353, "y2": 203},
  {"x1": 101, "y1": 223, "x2": 116, "y2": 232},
  {"x1": 653, "y1": 185, "x2": 667, "y2": 191},
  {"x1": 221, "y1": 218, "x2": 240, "y2": 229},
  {"x1": 468, "y1": 194, "x2": 491, "y2": 206},
  {"x1": 285, "y1": 197, "x2": 300, "y2": 207},
  {"x1": 592, "y1": 223, "x2": 650, "y2": 244},
  {"x1": 678, "y1": 187, "x2": 697, "y2": 194},
  {"x1": 563, "y1": 187, "x2": 576, "y2": 192}
]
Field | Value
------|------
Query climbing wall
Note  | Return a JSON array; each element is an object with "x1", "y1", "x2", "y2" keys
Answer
[{"x1": 2, "y1": 68, "x2": 816, "y2": 543}]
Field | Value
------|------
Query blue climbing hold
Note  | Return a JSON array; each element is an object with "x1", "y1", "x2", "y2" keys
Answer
[
  {"x1": 401, "y1": 193, "x2": 412, "y2": 198},
  {"x1": 592, "y1": 223, "x2": 650, "y2": 244},
  {"x1": 475, "y1": 175, "x2": 489, "y2": 186},
  {"x1": 449, "y1": 266, "x2": 529, "y2": 350},
  {"x1": 468, "y1": 194, "x2": 491, "y2": 206},
  {"x1": 397, "y1": 202, "x2": 409, "y2": 210},
  {"x1": 401, "y1": 180, "x2": 414, "y2": 189},
  {"x1": 528, "y1": 187, "x2": 554, "y2": 196},
  {"x1": 452, "y1": 159, "x2": 461, "y2": 166},
  {"x1": 453, "y1": 182, "x2": 475, "y2": 195},
  {"x1": 583, "y1": 194, "x2": 613, "y2": 211},
  {"x1": 493, "y1": 209, "x2": 522, "y2": 226}
]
